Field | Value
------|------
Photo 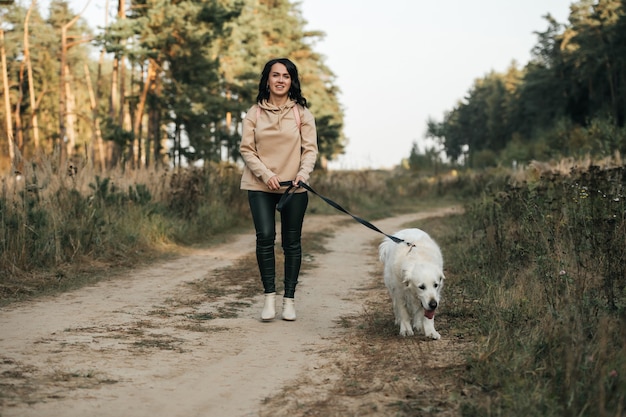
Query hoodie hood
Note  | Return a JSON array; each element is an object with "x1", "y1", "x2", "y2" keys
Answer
[
  {"x1": 257, "y1": 99, "x2": 296, "y2": 112},
  {"x1": 257, "y1": 99, "x2": 296, "y2": 131}
]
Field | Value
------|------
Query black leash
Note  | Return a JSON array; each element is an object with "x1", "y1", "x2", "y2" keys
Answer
[{"x1": 277, "y1": 180, "x2": 407, "y2": 245}]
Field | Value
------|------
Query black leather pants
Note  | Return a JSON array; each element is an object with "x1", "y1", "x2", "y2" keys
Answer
[{"x1": 248, "y1": 190, "x2": 308, "y2": 298}]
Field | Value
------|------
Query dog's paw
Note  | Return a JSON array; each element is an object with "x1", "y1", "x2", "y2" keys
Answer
[
  {"x1": 426, "y1": 330, "x2": 441, "y2": 340},
  {"x1": 399, "y1": 323, "x2": 414, "y2": 337}
]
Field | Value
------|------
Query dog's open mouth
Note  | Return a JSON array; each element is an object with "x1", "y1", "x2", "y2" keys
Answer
[{"x1": 424, "y1": 309, "x2": 436, "y2": 320}]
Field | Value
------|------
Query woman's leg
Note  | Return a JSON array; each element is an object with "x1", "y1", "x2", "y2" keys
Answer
[
  {"x1": 248, "y1": 191, "x2": 280, "y2": 293},
  {"x1": 280, "y1": 192, "x2": 308, "y2": 299}
]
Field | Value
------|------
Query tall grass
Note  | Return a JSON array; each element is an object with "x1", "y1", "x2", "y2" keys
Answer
[
  {"x1": 0, "y1": 159, "x2": 247, "y2": 300},
  {"x1": 0, "y1": 158, "x2": 465, "y2": 303},
  {"x1": 448, "y1": 156, "x2": 626, "y2": 416}
]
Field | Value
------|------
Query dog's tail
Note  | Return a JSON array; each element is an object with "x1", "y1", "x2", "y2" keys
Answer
[{"x1": 378, "y1": 237, "x2": 394, "y2": 263}]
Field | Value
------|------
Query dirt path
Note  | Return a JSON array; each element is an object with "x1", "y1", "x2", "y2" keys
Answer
[{"x1": 0, "y1": 208, "x2": 459, "y2": 417}]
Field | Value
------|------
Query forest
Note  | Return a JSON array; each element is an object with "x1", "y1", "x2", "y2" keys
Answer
[
  {"x1": 422, "y1": 0, "x2": 626, "y2": 169},
  {"x1": 0, "y1": 0, "x2": 344, "y2": 173},
  {"x1": 2, "y1": 0, "x2": 626, "y2": 173}
]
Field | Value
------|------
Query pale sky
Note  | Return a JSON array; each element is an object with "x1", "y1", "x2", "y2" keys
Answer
[{"x1": 60, "y1": 0, "x2": 574, "y2": 169}]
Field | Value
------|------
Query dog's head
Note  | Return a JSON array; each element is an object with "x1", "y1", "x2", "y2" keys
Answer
[{"x1": 402, "y1": 263, "x2": 444, "y2": 319}]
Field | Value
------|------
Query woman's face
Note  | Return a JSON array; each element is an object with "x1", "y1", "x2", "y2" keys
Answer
[{"x1": 267, "y1": 63, "x2": 291, "y2": 100}]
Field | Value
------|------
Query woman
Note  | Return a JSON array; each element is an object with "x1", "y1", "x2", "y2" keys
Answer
[{"x1": 239, "y1": 58, "x2": 318, "y2": 322}]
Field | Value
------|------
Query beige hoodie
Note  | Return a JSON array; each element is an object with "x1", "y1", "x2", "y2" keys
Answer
[{"x1": 240, "y1": 99, "x2": 318, "y2": 193}]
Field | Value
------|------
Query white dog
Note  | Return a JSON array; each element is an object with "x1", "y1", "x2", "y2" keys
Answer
[{"x1": 379, "y1": 228, "x2": 445, "y2": 339}]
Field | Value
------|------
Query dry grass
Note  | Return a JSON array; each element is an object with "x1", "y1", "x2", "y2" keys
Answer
[
  {"x1": 258, "y1": 213, "x2": 483, "y2": 417},
  {"x1": 260, "y1": 158, "x2": 626, "y2": 416},
  {"x1": 453, "y1": 159, "x2": 626, "y2": 416},
  {"x1": 0, "y1": 158, "x2": 249, "y2": 305},
  {"x1": 260, "y1": 267, "x2": 477, "y2": 417}
]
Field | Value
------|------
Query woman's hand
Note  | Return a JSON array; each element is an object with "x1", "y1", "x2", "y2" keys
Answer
[
  {"x1": 267, "y1": 175, "x2": 282, "y2": 191},
  {"x1": 293, "y1": 176, "x2": 305, "y2": 187}
]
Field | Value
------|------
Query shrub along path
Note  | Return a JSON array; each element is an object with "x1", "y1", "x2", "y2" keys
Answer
[{"x1": 0, "y1": 207, "x2": 463, "y2": 417}]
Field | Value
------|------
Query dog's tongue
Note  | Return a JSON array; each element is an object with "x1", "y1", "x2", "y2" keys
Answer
[{"x1": 424, "y1": 309, "x2": 436, "y2": 320}]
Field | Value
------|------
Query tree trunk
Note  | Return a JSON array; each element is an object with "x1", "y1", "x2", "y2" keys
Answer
[
  {"x1": 84, "y1": 63, "x2": 105, "y2": 170},
  {"x1": 150, "y1": 71, "x2": 164, "y2": 167},
  {"x1": 109, "y1": 54, "x2": 119, "y2": 166},
  {"x1": 174, "y1": 121, "x2": 181, "y2": 168},
  {"x1": 133, "y1": 59, "x2": 157, "y2": 166},
  {"x1": 110, "y1": 57, "x2": 119, "y2": 120},
  {"x1": 60, "y1": 1, "x2": 92, "y2": 163},
  {"x1": 1, "y1": 29, "x2": 16, "y2": 171},
  {"x1": 97, "y1": 0, "x2": 109, "y2": 167},
  {"x1": 25, "y1": 0, "x2": 40, "y2": 151},
  {"x1": 15, "y1": 59, "x2": 24, "y2": 152},
  {"x1": 108, "y1": 0, "x2": 126, "y2": 167},
  {"x1": 60, "y1": 24, "x2": 68, "y2": 164},
  {"x1": 118, "y1": 0, "x2": 127, "y2": 165},
  {"x1": 64, "y1": 64, "x2": 77, "y2": 157}
]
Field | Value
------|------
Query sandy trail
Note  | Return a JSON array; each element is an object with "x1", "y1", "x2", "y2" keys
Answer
[{"x1": 0, "y1": 208, "x2": 458, "y2": 417}]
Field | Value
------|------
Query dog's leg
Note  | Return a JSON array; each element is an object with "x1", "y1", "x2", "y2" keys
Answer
[
  {"x1": 412, "y1": 311, "x2": 425, "y2": 335},
  {"x1": 397, "y1": 302, "x2": 414, "y2": 337},
  {"x1": 391, "y1": 299, "x2": 401, "y2": 325},
  {"x1": 423, "y1": 316, "x2": 440, "y2": 340}
]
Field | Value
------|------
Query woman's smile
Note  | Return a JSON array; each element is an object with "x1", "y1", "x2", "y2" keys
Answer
[{"x1": 268, "y1": 63, "x2": 291, "y2": 102}]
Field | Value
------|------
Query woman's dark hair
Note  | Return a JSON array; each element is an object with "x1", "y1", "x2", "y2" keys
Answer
[{"x1": 256, "y1": 58, "x2": 308, "y2": 107}]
